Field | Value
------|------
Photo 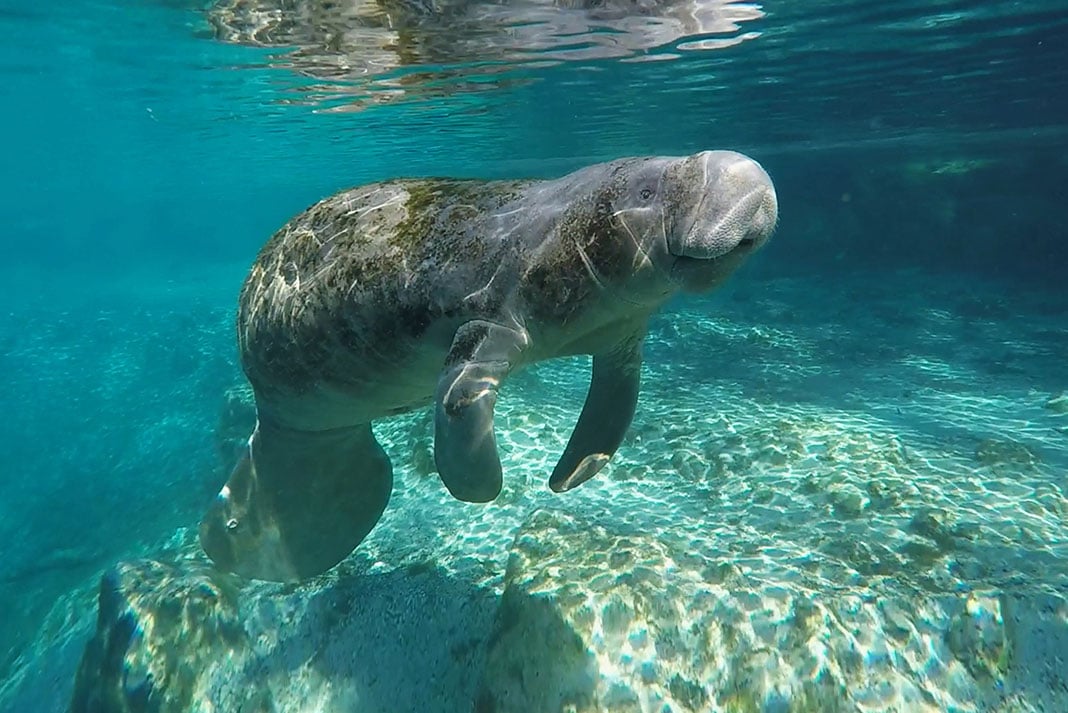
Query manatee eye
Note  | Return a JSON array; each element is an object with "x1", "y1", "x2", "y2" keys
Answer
[
  {"x1": 639, "y1": 187, "x2": 654, "y2": 200},
  {"x1": 226, "y1": 518, "x2": 240, "y2": 533}
]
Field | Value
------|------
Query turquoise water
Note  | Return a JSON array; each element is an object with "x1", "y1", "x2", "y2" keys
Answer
[{"x1": 2, "y1": 1, "x2": 1067, "y2": 711}]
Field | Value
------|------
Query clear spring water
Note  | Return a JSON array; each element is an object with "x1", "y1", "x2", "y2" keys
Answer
[{"x1": 1, "y1": 1, "x2": 1067, "y2": 710}]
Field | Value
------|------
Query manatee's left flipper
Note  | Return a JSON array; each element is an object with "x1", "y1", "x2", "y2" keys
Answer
[
  {"x1": 435, "y1": 319, "x2": 530, "y2": 503},
  {"x1": 549, "y1": 335, "x2": 644, "y2": 492}
]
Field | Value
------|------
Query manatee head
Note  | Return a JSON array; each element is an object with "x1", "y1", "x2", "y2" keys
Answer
[{"x1": 601, "y1": 150, "x2": 777, "y2": 296}]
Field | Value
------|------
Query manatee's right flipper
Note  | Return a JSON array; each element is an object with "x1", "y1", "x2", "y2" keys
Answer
[
  {"x1": 199, "y1": 420, "x2": 392, "y2": 582},
  {"x1": 434, "y1": 319, "x2": 530, "y2": 503}
]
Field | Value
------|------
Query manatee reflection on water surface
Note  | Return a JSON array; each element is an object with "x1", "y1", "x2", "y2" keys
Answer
[{"x1": 206, "y1": 0, "x2": 766, "y2": 109}]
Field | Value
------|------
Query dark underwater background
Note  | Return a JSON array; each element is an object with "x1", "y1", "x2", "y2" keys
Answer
[{"x1": 1, "y1": 0, "x2": 1066, "y2": 710}]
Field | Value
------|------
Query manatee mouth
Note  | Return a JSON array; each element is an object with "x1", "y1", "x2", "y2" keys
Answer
[
  {"x1": 670, "y1": 211, "x2": 766, "y2": 277},
  {"x1": 677, "y1": 184, "x2": 776, "y2": 261}
]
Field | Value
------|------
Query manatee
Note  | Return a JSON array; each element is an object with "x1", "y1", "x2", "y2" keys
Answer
[{"x1": 199, "y1": 150, "x2": 778, "y2": 582}]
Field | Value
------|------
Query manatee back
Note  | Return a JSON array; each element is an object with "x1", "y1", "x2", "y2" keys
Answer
[{"x1": 236, "y1": 178, "x2": 533, "y2": 398}]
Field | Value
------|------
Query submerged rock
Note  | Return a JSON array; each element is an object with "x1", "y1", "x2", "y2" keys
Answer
[
  {"x1": 69, "y1": 560, "x2": 245, "y2": 713},
  {"x1": 477, "y1": 508, "x2": 1064, "y2": 713},
  {"x1": 946, "y1": 594, "x2": 1010, "y2": 685},
  {"x1": 67, "y1": 553, "x2": 500, "y2": 713},
  {"x1": 1046, "y1": 392, "x2": 1068, "y2": 415},
  {"x1": 974, "y1": 437, "x2": 1040, "y2": 471}
]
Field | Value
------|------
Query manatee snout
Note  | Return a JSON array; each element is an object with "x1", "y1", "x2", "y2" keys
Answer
[{"x1": 668, "y1": 150, "x2": 778, "y2": 261}]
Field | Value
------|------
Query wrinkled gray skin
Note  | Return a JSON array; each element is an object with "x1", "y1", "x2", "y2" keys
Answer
[{"x1": 200, "y1": 150, "x2": 778, "y2": 582}]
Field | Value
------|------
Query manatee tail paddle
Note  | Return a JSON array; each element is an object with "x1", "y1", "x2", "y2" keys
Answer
[{"x1": 199, "y1": 420, "x2": 393, "y2": 582}]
